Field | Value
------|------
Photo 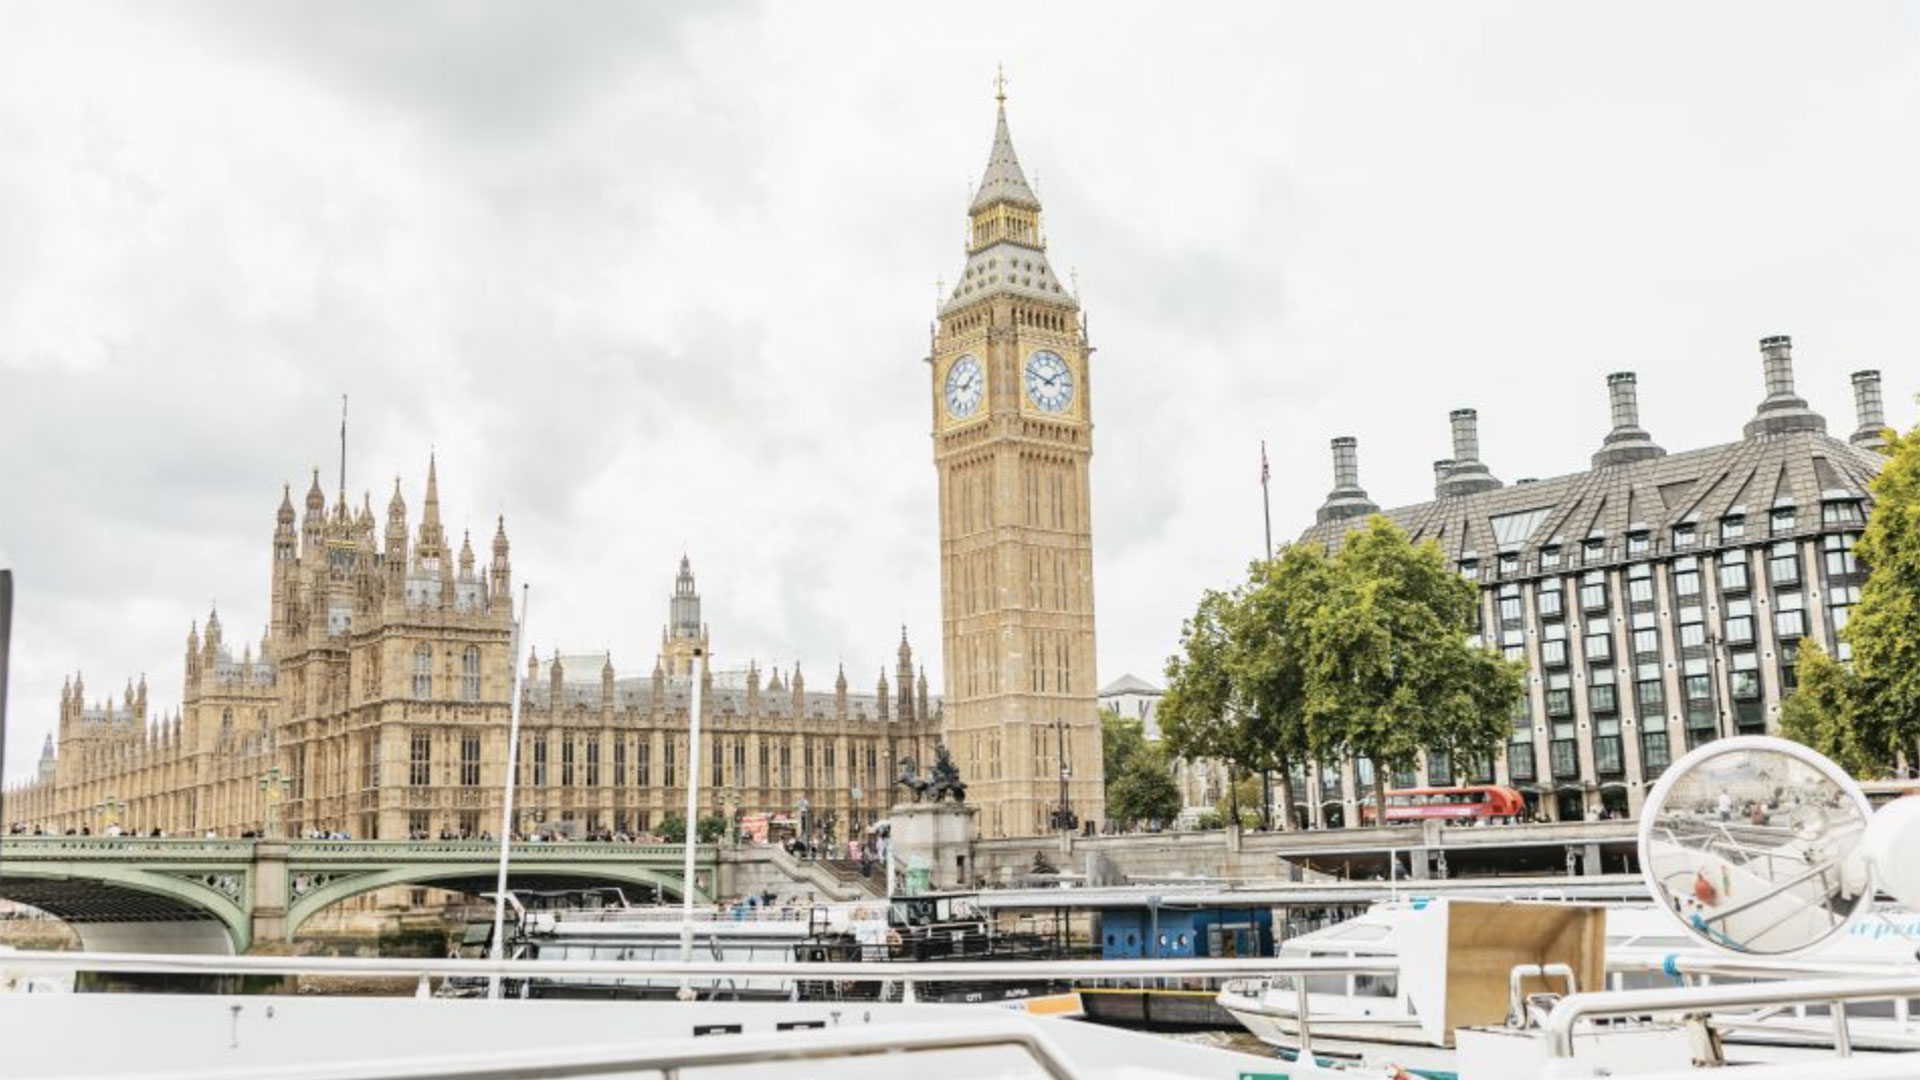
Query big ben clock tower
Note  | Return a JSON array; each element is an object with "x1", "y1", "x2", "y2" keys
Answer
[{"x1": 931, "y1": 78, "x2": 1104, "y2": 838}]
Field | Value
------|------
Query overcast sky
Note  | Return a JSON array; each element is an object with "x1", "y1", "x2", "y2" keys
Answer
[{"x1": 3, "y1": 2, "x2": 1918, "y2": 782}]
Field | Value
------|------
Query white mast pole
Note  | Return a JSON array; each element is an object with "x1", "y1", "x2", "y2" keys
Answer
[
  {"x1": 677, "y1": 647, "x2": 706, "y2": 1000},
  {"x1": 488, "y1": 584, "x2": 529, "y2": 1001}
]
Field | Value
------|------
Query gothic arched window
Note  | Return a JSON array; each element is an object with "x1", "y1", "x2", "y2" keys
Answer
[
  {"x1": 413, "y1": 645, "x2": 432, "y2": 700},
  {"x1": 219, "y1": 709, "x2": 234, "y2": 748},
  {"x1": 462, "y1": 647, "x2": 481, "y2": 702}
]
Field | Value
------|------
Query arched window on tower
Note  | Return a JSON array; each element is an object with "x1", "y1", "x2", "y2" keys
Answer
[
  {"x1": 219, "y1": 709, "x2": 234, "y2": 749},
  {"x1": 462, "y1": 647, "x2": 481, "y2": 702},
  {"x1": 413, "y1": 645, "x2": 432, "y2": 700}
]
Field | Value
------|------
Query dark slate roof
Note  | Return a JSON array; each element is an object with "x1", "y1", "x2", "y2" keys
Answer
[{"x1": 1297, "y1": 429, "x2": 1884, "y2": 566}]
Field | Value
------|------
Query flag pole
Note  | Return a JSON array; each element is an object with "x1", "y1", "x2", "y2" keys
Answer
[
  {"x1": 1260, "y1": 442, "x2": 1274, "y2": 830},
  {"x1": 1260, "y1": 440, "x2": 1274, "y2": 561}
]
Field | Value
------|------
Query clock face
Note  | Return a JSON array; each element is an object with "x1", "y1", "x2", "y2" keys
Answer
[
  {"x1": 944, "y1": 355, "x2": 984, "y2": 419},
  {"x1": 1024, "y1": 350, "x2": 1074, "y2": 413}
]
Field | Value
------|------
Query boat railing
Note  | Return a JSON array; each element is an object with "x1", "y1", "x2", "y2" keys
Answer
[
  {"x1": 74, "y1": 1019, "x2": 1087, "y2": 1080},
  {"x1": 1544, "y1": 972, "x2": 1920, "y2": 1059}
]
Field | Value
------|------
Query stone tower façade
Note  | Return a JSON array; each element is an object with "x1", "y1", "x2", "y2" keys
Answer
[{"x1": 931, "y1": 85, "x2": 1105, "y2": 838}]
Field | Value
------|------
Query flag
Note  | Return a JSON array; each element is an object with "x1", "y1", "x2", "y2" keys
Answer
[{"x1": 1260, "y1": 441, "x2": 1270, "y2": 485}]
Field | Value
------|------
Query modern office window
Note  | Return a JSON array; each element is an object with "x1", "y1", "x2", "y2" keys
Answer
[
  {"x1": 1538, "y1": 585, "x2": 1563, "y2": 618},
  {"x1": 1636, "y1": 678, "x2": 1665, "y2": 710},
  {"x1": 1769, "y1": 543, "x2": 1801, "y2": 586},
  {"x1": 1459, "y1": 558, "x2": 1478, "y2": 580},
  {"x1": 1721, "y1": 515, "x2": 1745, "y2": 542},
  {"x1": 1774, "y1": 601, "x2": 1806, "y2": 640},
  {"x1": 1499, "y1": 596, "x2": 1524, "y2": 622},
  {"x1": 1584, "y1": 631, "x2": 1612, "y2": 663},
  {"x1": 1498, "y1": 553, "x2": 1519, "y2": 576},
  {"x1": 1583, "y1": 538, "x2": 1606, "y2": 564},
  {"x1": 1679, "y1": 623, "x2": 1707, "y2": 649},
  {"x1": 1627, "y1": 576, "x2": 1654, "y2": 604},
  {"x1": 1823, "y1": 533, "x2": 1860, "y2": 577},
  {"x1": 1580, "y1": 579, "x2": 1608, "y2": 611},
  {"x1": 1627, "y1": 531, "x2": 1650, "y2": 556},
  {"x1": 1541, "y1": 639, "x2": 1567, "y2": 668},
  {"x1": 1672, "y1": 524, "x2": 1697, "y2": 549},
  {"x1": 1719, "y1": 559, "x2": 1750, "y2": 593},
  {"x1": 1546, "y1": 673, "x2": 1573, "y2": 718},
  {"x1": 1672, "y1": 566, "x2": 1701, "y2": 599},
  {"x1": 1723, "y1": 598, "x2": 1754, "y2": 645},
  {"x1": 1771, "y1": 506, "x2": 1797, "y2": 535},
  {"x1": 1589, "y1": 668, "x2": 1617, "y2": 714},
  {"x1": 1540, "y1": 546, "x2": 1563, "y2": 569},
  {"x1": 1730, "y1": 651, "x2": 1761, "y2": 700},
  {"x1": 1822, "y1": 500, "x2": 1864, "y2": 527},
  {"x1": 1632, "y1": 628, "x2": 1660, "y2": 656}
]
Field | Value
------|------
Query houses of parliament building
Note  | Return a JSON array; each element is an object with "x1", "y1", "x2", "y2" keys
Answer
[
  {"x1": 5, "y1": 83, "x2": 1103, "y2": 842},
  {"x1": 4, "y1": 459, "x2": 939, "y2": 840}
]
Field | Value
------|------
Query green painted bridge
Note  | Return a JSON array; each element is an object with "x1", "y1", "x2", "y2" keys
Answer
[{"x1": 0, "y1": 837, "x2": 716, "y2": 953}]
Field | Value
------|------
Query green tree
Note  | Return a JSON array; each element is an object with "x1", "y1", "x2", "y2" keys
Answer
[
  {"x1": 1225, "y1": 546, "x2": 1335, "y2": 830},
  {"x1": 1102, "y1": 709, "x2": 1148, "y2": 787},
  {"x1": 1779, "y1": 641, "x2": 1883, "y2": 778},
  {"x1": 657, "y1": 812, "x2": 687, "y2": 841},
  {"x1": 1212, "y1": 772, "x2": 1264, "y2": 829},
  {"x1": 1850, "y1": 415, "x2": 1920, "y2": 756},
  {"x1": 1303, "y1": 517, "x2": 1526, "y2": 821},
  {"x1": 1161, "y1": 589, "x2": 1257, "y2": 829},
  {"x1": 658, "y1": 812, "x2": 729, "y2": 844},
  {"x1": 1107, "y1": 743, "x2": 1183, "y2": 829}
]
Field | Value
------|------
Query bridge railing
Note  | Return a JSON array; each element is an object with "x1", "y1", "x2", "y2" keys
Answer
[{"x1": 0, "y1": 837, "x2": 257, "y2": 857}]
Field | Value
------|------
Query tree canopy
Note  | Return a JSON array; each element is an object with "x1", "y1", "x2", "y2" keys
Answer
[
  {"x1": 1778, "y1": 641, "x2": 1882, "y2": 778},
  {"x1": 1162, "y1": 517, "x2": 1525, "y2": 827},
  {"x1": 1106, "y1": 742, "x2": 1183, "y2": 829},
  {"x1": 1849, "y1": 416, "x2": 1920, "y2": 755}
]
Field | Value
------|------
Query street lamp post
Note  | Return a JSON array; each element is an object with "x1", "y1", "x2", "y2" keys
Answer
[
  {"x1": 258, "y1": 767, "x2": 293, "y2": 839},
  {"x1": 1050, "y1": 717, "x2": 1077, "y2": 833},
  {"x1": 796, "y1": 796, "x2": 811, "y2": 858}
]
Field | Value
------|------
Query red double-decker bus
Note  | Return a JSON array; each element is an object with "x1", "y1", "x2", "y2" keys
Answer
[{"x1": 1359, "y1": 785, "x2": 1525, "y2": 824}]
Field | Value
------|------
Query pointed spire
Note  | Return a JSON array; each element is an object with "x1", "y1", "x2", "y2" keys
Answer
[
  {"x1": 458, "y1": 530, "x2": 476, "y2": 576},
  {"x1": 305, "y1": 468, "x2": 325, "y2": 512},
  {"x1": 387, "y1": 476, "x2": 407, "y2": 522},
  {"x1": 492, "y1": 514, "x2": 510, "y2": 558},
  {"x1": 970, "y1": 70, "x2": 1041, "y2": 214},
  {"x1": 277, "y1": 483, "x2": 296, "y2": 524}
]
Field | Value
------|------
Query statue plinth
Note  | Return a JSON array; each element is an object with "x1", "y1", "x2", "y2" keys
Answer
[{"x1": 889, "y1": 801, "x2": 977, "y2": 892}]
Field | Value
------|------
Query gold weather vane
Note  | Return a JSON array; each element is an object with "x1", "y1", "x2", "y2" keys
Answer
[{"x1": 994, "y1": 63, "x2": 1008, "y2": 106}]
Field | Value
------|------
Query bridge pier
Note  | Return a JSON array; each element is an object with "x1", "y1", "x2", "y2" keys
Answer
[{"x1": 249, "y1": 841, "x2": 289, "y2": 949}]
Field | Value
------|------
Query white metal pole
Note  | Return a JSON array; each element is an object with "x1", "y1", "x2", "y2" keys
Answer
[
  {"x1": 677, "y1": 649, "x2": 706, "y2": 999},
  {"x1": 488, "y1": 584, "x2": 529, "y2": 1001}
]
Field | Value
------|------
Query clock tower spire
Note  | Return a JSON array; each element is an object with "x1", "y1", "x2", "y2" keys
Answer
[{"x1": 929, "y1": 78, "x2": 1104, "y2": 838}]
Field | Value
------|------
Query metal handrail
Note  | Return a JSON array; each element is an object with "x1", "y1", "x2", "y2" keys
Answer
[
  {"x1": 0, "y1": 949, "x2": 1397, "y2": 984},
  {"x1": 1545, "y1": 973, "x2": 1920, "y2": 1058},
  {"x1": 22, "y1": 1021, "x2": 1084, "y2": 1080}
]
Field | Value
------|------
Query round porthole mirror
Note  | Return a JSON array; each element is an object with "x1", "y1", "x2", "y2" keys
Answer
[{"x1": 1639, "y1": 735, "x2": 1871, "y2": 955}]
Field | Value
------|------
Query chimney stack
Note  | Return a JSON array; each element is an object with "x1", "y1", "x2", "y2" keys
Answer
[
  {"x1": 1449, "y1": 409, "x2": 1481, "y2": 464},
  {"x1": 1438, "y1": 409, "x2": 1501, "y2": 496},
  {"x1": 1851, "y1": 369, "x2": 1887, "y2": 450},
  {"x1": 1592, "y1": 371, "x2": 1665, "y2": 468},
  {"x1": 1432, "y1": 459, "x2": 1455, "y2": 499},
  {"x1": 1332, "y1": 437, "x2": 1359, "y2": 489},
  {"x1": 1743, "y1": 334, "x2": 1826, "y2": 438},
  {"x1": 1316, "y1": 436, "x2": 1379, "y2": 523}
]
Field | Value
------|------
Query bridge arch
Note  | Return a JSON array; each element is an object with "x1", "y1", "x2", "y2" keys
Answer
[
  {"x1": 0, "y1": 864, "x2": 251, "y2": 953},
  {"x1": 285, "y1": 862, "x2": 708, "y2": 940}
]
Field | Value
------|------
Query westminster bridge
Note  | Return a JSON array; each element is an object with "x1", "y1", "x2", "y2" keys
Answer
[{"x1": 0, "y1": 836, "x2": 721, "y2": 953}]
